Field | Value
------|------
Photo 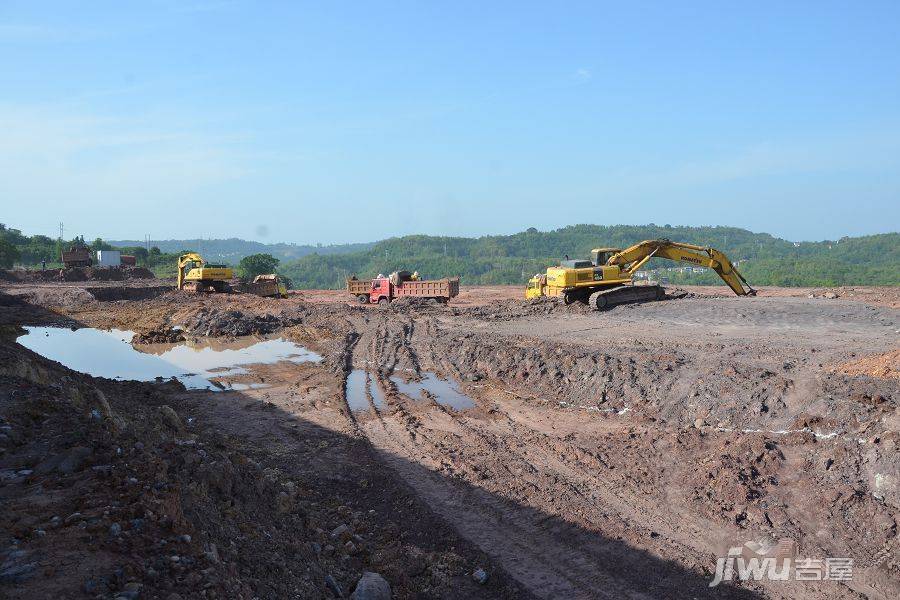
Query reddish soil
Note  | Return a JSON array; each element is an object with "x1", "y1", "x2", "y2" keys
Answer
[{"x1": 1, "y1": 280, "x2": 897, "y2": 599}]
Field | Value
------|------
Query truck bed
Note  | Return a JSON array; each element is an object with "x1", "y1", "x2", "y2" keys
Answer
[
  {"x1": 393, "y1": 278, "x2": 459, "y2": 299},
  {"x1": 347, "y1": 279, "x2": 372, "y2": 295}
]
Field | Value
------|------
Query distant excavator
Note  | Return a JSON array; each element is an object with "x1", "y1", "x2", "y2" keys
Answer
[
  {"x1": 177, "y1": 253, "x2": 233, "y2": 293},
  {"x1": 525, "y1": 239, "x2": 755, "y2": 310}
]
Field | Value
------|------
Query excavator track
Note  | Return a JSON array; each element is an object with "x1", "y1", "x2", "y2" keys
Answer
[{"x1": 588, "y1": 285, "x2": 665, "y2": 311}]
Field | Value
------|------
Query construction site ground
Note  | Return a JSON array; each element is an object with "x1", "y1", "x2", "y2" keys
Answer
[{"x1": 0, "y1": 279, "x2": 897, "y2": 599}]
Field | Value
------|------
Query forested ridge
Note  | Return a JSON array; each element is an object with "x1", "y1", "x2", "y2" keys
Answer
[{"x1": 3, "y1": 224, "x2": 897, "y2": 288}]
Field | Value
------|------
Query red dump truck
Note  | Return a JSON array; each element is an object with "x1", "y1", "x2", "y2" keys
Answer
[{"x1": 347, "y1": 271, "x2": 459, "y2": 304}]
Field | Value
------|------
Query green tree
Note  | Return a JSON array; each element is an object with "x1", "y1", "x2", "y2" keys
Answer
[
  {"x1": 238, "y1": 253, "x2": 280, "y2": 279},
  {"x1": 0, "y1": 237, "x2": 21, "y2": 268}
]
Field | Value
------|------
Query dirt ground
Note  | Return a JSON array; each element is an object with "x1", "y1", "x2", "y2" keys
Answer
[{"x1": 1, "y1": 281, "x2": 897, "y2": 599}]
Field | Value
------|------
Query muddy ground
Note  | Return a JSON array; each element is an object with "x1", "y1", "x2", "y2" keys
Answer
[{"x1": 0, "y1": 281, "x2": 897, "y2": 599}]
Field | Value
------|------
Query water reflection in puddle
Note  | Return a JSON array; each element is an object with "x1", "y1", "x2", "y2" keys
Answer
[
  {"x1": 390, "y1": 372, "x2": 475, "y2": 410},
  {"x1": 16, "y1": 326, "x2": 321, "y2": 391},
  {"x1": 346, "y1": 370, "x2": 386, "y2": 412}
]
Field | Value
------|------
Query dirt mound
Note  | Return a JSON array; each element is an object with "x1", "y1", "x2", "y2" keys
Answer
[
  {"x1": 132, "y1": 325, "x2": 186, "y2": 344},
  {"x1": 1, "y1": 314, "x2": 522, "y2": 599},
  {"x1": 1, "y1": 267, "x2": 155, "y2": 283},
  {"x1": 185, "y1": 307, "x2": 285, "y2": 337},
  {"x1": 833, "y1": 349, "x2": 900, "y2": 380}
]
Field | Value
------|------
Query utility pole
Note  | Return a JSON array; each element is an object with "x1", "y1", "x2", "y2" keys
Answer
[{"x1": 58, "y1": 222, "x2": 64, "y2": 241}]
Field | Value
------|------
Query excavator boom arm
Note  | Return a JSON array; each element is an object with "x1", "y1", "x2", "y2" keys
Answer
[{"x1": 606, "y1": 239, "x2": 755, "y2": 296}]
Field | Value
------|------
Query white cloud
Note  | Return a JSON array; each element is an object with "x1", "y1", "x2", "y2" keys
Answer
[{"x1": 574, "y1": 68, "x2": 592, "y2": 82}]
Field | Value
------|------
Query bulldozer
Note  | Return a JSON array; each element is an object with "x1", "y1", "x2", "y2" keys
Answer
[
  {"x1": 525, "y1": 239, "x2": 755, "y2": 310},
  {"x1": 177, "y1": 253, "x2": 233, "y2": 293}
]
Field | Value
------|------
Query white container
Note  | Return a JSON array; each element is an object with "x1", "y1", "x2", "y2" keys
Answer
[{"x1": 95, "y1": 250, "x2": 121, "y2": 267}]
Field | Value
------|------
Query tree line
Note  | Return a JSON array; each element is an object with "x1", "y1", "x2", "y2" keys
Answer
[
  {"x1": 3, "y1": 223, "x2": 897, "y2": 288},
  {"x1": 278, "y1": 225, "x2": 899, "y2": 288}
]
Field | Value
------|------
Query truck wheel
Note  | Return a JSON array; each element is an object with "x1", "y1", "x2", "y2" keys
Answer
[
  {"x1": 563, "y1": 293, "x2": 575, "y2": 305},
  {"x1": 357, "y1": 294, "x2": 369, "y2": 304},
  {"x1": 378, "y1": 297, "x2": 389, "y2": 305}
]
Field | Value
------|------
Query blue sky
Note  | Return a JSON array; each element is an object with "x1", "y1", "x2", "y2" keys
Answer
[{"x1": 2, "y1": 1, "x2": 899, "y2": 244}]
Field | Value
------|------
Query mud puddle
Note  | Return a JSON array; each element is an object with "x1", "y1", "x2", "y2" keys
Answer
[
  {"x1": 390, "y1": 372, "x2": 476, "y2": 410},
  {"x1": 16, "y1": 326, "x2": 321, "y2": 390},
  {"x1": 346, "y1": 370, "x2": 386, "y2": 412}
]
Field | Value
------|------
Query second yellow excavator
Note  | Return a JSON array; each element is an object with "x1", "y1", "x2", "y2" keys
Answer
[
  {"x1": 525, "y1": 239, "x2": 755, "y2": 310},
  {"x1": 177, "y1": 253, "x2": 233, "y2": 293}
]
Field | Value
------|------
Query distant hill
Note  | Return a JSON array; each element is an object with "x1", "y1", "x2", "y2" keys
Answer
[
  {"x1": 278, "y1": 224, "x2": 900, "y2": 289},
  {"x1": 6, "y1": 223, "x2": 897, "y2": 289},
  {"x1": 107, "y1": 238, "x2": 373, "y2": 262}
]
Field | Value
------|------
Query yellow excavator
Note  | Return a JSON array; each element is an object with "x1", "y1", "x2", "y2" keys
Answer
[
  {"x1": 525, "y1": 239, "x2": 755, "y2": 310},
  {"x1": 177, "y1": 253, "x2": 233, "y2": 293}
]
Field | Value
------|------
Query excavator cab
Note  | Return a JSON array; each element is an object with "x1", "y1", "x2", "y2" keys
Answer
[
  {"x1": 590, "y1": 248, "x2": 621, "y2": 267},
  {"x1": 524, "y1": 274, "x2": 546, "y2": 299}
]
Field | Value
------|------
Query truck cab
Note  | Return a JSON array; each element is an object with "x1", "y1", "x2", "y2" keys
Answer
[{"x1": 369, "y1": 277, "x2": 391, "y2": 304}]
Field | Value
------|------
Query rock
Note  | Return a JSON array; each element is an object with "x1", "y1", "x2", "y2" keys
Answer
[
  {"x1": 93, "y1": 390, "x2": 113, "y2": 418},
  {"x1": 178, "y1": 534, "x2": 192, "y2": 543},
  {"x1": 110, "y1": 522, "x2": 122, "y2": 537},
  {"x1": 203, "y1": 543, "x2": 220, "y2": 564},
  {"x1": 350, "y1": 572, "x2": 390, "y2": 600},
  {"x1": 330, "y1": 524, "x2": 350, "y2": 539},
  {"x1": 344, "y1": 541, "x2": 357, "y2": 555},
  {"x1": 823, "y1": 292, "x2": 837, "y2": 299},
  {"x1": 325, "y1": 574, "x2": 344, "y2": 597},
  {"x1": 693, "y1": 418, "x2": 705, "y2": 429},
  {"x1": 472, "y1": 567, "x2": 489, "y2": 585},
  {"x1": 158, "y1": 406, "x2": 184, "y2": 432}
]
